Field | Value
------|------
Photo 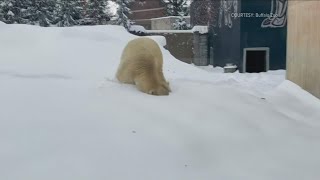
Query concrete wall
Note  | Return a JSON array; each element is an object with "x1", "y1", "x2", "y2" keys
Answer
[
  {"x1": 286, "y1": 1, "x2": 320, "y2": 98},
  {"x1": 133, "y1": 19, "x2": 152, "y2": 30},
  {"x1": 142, "y1": 30, "x2": 209, "y2": 65},
  {"x1": 151, "y1": 16, "x2": 190, "y2": 30},
  {"x1": 146, "y1": 32, "x2": 194, "y2": 64},
  {"x1": 193, "y1": 31, "x2": 209, "y2": 66}
]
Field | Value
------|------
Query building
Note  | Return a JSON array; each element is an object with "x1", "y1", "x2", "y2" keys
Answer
[
  {"x1": 191, "y1": 0, "x2": 287, "y2": 72},
  {"x1": 129, "y1": 0, "x2": 166, "y2": 30},
  {"x1": 190, "y1": 0, "x2": 214, "y2": 26}
]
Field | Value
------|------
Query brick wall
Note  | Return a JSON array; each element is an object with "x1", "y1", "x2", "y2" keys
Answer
[{"x1": 129, "y1": 0, "x2": 166, "y2": 29}]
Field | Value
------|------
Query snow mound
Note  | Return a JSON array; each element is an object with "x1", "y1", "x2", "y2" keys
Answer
[
  {"x1": 0, "y1": 23, "x2": 320, "y2": 180},
  {"x1": 267, "y1": 80, "x2": 320, "y2": 126}
]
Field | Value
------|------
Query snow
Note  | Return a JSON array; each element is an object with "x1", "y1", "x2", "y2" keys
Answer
[
  {"x1": 7, "y1": 10, "x2": 14, "y2": 16},
  {"x1": 1, "y1": 23, "x2": 320, "y2": 180},
  {"x1": 192, "y1": 25, "x2": 208, "y2": 34},
  {"x1": 129, "y1": 25, "x2": 146, "y2": 33},
  {"x1": 107, "y1": 1, "x2": 118, "y2": 16},
  {"x1": 146, "y1": 29, "x2": 193, "y2": 33},
  {"x1": 151, "y1": 16, "x2": 190, "y2": 20},
  {"x1": 223, "y1": 63, "x2": 238, "y2": 69},
  {"x1": 224, "y1": 65, "x2": 237, "y2": 69}
]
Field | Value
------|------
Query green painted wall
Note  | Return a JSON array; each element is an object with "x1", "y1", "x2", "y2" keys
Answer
[
  {"x1": 240, "y1": 0, "x2": 287, "y2": 71},
  {"x1": 208, "y1": 0, "x2": 287, "y2": 72}
]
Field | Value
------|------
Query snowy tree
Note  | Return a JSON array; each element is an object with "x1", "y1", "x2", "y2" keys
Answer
[
  {"x1": 21, "y1": 0, "x2": 57, "y2": 27},
  {"x1": 54, "y1": 0, "x2": 85, "y2": 27},
  {"x1": 0, "y1": 0, "x2": 29, "y2": 24},
  {"x1": 161, "y1": 0, "x2": 191, "y2": 30},
  {"x1": 114, "y1": 0, "x2": 134, "y2": 30},
  {"x1": 0, "y1": 0, "x2": 57, "y2": 26},
  {"x1": 173, "y1": 16, "x2": 191, "y2": 30},
  {"x1": 0, "y1": 0, "x2": 113, "y2": 26},
  {"x1": 161, "y1": 0, "x2": 189, "y2": 16},
  {"x1": 83, "y1": 0, "x2": 111, "y2": 25},
  {"x1": 0, "y1": 0, "x2": 13, "y2": 23}
]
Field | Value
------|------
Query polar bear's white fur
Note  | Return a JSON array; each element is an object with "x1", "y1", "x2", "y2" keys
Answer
[{"x1": 116, "y1": 37, "x2": 171, "y2": 96}]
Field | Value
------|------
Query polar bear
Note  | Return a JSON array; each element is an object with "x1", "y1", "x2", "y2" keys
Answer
[{"x1": 116, "y1": 37, "x2": 171, "y2": 96}]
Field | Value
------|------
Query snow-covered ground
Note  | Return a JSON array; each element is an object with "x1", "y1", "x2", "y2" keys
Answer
[{"x1": 1, "y1": 23, "x2": 320, "y2": 180}]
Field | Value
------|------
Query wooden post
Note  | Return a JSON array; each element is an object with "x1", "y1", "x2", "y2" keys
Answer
[{"x1": 286, "y1": 1, "x2": 320, "y2": 98}]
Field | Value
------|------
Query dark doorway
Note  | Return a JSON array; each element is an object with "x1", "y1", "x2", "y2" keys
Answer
[{"x1": 245, "y1": 50, "x2": 267, "y2": 73}]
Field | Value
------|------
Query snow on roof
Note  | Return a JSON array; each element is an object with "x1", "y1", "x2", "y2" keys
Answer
[{"x1": 1, "y1": 23, "x2": 320, "y2": 180}]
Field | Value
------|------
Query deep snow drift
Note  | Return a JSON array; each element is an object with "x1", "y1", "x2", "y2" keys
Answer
[{"x1": 0, "y1": 23, "x2": 320, "y2": 180}]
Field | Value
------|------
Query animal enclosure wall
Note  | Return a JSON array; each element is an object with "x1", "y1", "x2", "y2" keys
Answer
[
  {"x1": 146, "y1": 32, "x2": 194, "y2": 64},
  {"x1": 286, "y1": 1, "x2": 320, "y2": 98},
  {"x1": 151, "y1": 16, "x2": 190, "y2": 30},
  {"x1": 240, "y1": 0, "x2": 287, "y2": 71},
  {"x1": 193, "y1": 0, "x2": 287, "y2": 72}
]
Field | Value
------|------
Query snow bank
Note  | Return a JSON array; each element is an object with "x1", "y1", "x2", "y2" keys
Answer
[
  {"x1": 267, "y1": 80, "x2": 320, "y2": 126},
  {"x1": 0, "y1": 23, "x2": 320, "y2": 180}
]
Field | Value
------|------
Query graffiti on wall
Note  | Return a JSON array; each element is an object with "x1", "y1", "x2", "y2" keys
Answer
[
  {"x1": 218, "y1": 0, "x2": 238, "y2": 28},
  {"x1": 261, "y1": 0, "x2": 288, "y2": 28}
]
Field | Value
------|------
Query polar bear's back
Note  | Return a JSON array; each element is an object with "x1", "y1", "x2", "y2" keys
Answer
[
  {"x1": 115, "y1": 37, "x2": 170, "y2": 95},
  {"x1": 121, "y1": 37, "x2": 163, "y2": 64},
  {"x1": 117, "y1": 37, "x2": 163, "y2": 83}
]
